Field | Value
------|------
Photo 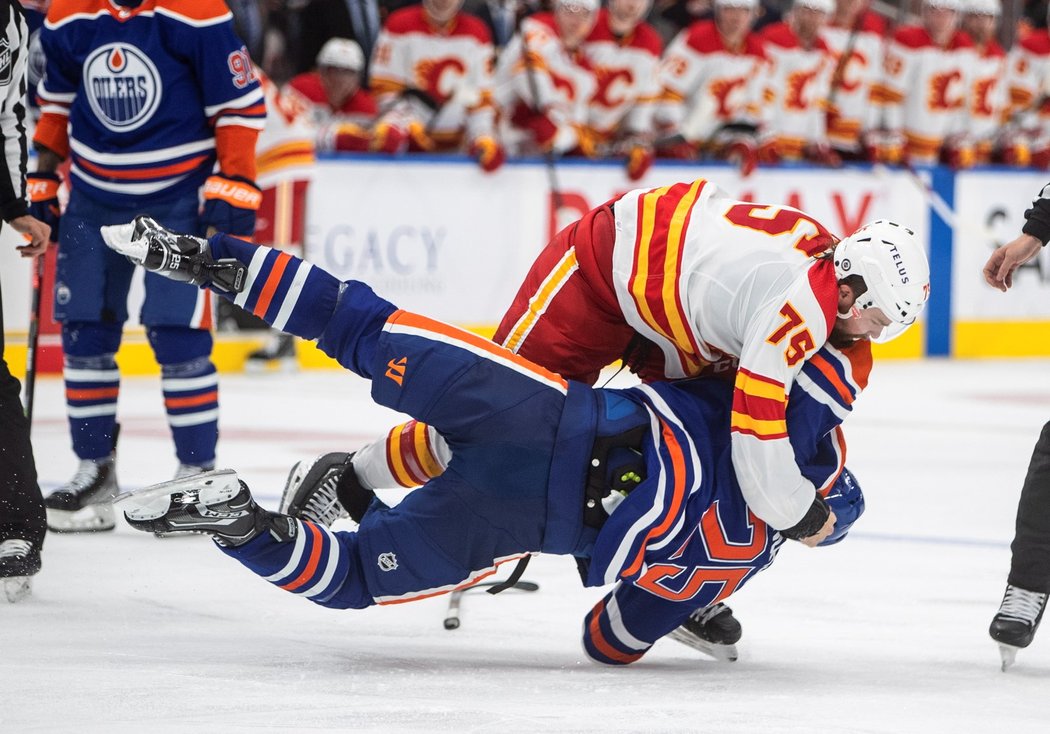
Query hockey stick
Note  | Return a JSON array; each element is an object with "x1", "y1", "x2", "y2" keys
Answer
[
  {"x1": 23, "y1": 252, "x2": 45, "y2": 427},
  {"x1": 443, "y1": 579, "x2": 540, "y2": 630},
  {"x1": 518, "y1": 21, "x2": 565, "y2": 212}
]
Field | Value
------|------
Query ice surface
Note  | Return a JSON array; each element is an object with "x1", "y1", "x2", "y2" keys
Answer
[{"x1": 3, "y1": 358, "x2": 1049, "y2": 733}]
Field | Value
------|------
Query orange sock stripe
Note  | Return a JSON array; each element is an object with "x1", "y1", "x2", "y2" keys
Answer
[
  {"x1": 66, "y1": 387, "x2": 119, "y2": 401},
  {"x1": 164, "y1": 390, "x2": 218, "y2": 409},
  {"x1": 279, "y1": 522, "x2": 324, "y2": 591},
  {"x1": 588, "y1": 600, "x2": 644, "y2": 664}
]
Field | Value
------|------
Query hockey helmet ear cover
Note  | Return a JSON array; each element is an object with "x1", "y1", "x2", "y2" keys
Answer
[{"x1": 818, "y1": 467, "x2": 865, "y2": 546}]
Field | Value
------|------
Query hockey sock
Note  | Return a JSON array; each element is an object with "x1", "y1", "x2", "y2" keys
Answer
[
  {"x1": 148, "y1": 327, "x2": 218, "y2": 466},
  {"x1": 216, "y1": 518, "x2": 373, "y2": 609},
  {"x1": 62, "y1": 322, "x2": 123, "y2": 460}
]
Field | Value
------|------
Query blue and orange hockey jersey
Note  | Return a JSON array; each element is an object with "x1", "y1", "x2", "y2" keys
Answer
[{"x1": 34, "y1": 0, "x2": 266, "y2": 205}]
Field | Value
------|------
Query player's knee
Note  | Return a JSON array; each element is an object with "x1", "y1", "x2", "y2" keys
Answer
[
  {"x1": 147, "y1": 326, "x2": 213, "y2": 365},
  {"x1": 62, "y1": 321, "x2": 122, "y2": 357}
]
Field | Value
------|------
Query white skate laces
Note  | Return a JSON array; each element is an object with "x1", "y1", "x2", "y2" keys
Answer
[
  {"x1": 998, "y1": 585, "x2": 1048, "y2": 625},
  {"x1": 0, "y1": 539, "x2": 33, "y2": 560}
]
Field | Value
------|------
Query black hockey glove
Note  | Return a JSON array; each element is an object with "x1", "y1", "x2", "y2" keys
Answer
[{"x1": 780, "y1": 492, "x2": 831, "y2": 542}]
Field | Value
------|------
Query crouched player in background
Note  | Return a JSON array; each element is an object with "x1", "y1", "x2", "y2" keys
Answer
[{"x1": 100, "y1": 216, "x2": 908, "y2": 663}]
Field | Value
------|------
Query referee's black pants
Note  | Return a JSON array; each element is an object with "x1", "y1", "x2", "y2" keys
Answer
[
  {"x1": 0, "y1": 274, "x2": 46, "y2": 547},
  {"x1": 1009, "y1": 422, "x2": 1050, "y2": 594}
]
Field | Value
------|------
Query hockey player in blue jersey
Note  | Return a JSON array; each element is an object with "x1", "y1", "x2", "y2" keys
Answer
[
  {"x1": 29, "y1": 0, "x2": 267, "y2": 532},
  {"x1": 103, "y1": 216, "x2": 921, "y2": 663}
]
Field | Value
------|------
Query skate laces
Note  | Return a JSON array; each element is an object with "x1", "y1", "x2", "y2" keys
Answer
[
  {"x1": 0, "y1": 540, "x2": 32, "y2": 560},
  {"x1": 301, "y1": 470, "x2": 349, "y2": 526},
  {"x1": 690, "y1": 602, "x2": 728, "y2": 625},
  {"x1": 174, "y1": 463, "x2": 214, "y2": 480},
  {"x1": 65, "y1": 459, "x2": 107, "y2": 494},
  {"x1": 998, "y1": 585, "x2": 1048, "y2": 625}
]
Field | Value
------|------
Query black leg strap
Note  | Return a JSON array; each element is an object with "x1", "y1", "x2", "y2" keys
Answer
[{"x1": 486, "y1": 555, "x2": 531, "y2": 595}]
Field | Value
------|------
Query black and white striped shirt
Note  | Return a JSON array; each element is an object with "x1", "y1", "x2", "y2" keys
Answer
[{"x1": 0, "y1": 0, "x2": 28, "y2": 223}]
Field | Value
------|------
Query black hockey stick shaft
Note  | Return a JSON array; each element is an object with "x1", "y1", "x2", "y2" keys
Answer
[{"x1": 24, "y1": 253, "x2": 45, "y2": 427}]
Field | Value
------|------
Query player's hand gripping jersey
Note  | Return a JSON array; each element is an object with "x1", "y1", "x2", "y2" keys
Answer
[
  {"x1": 33, "y1": 0, "x2": 266, "y2": 207},
  {"x1": 611, "y1": 179, "x2": 840, "y2": 530}
]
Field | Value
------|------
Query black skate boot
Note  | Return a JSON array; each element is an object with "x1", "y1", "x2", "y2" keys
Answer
[
  {"x1": 280, "y1": 452, "x2": 376, "y2": 526},
  {"x1": 0, "y1": 539, "x2": 42, "y2": 603},
  {"x1": 101, "y1": 216, "x2": 247, "y2": 293},
  {"x1": 990, "y1": 584, "x2": 1047, "y2": 671},
  {"x1": 45, "y1": 457, "x2": 119, "y2": 533},
  {"x1": 245, "y1": 333, "x2": 298, "y2": 373},
  {"x1": 117, "y1": 469, "x2": 294, "y2": 546},
  {"x1": 666, "y1": 602, "x2": 743, "y2": 662}
]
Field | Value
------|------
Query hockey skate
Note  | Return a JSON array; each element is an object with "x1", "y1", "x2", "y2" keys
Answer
[
  {"x1": 151, "y1": 464, "x2": 217, "y2": 539},
  {"x1": 280, "y1": 452, "x2": 376, "y2": 525},
  {"x1": 0, "y1": 539, "x2": 41, "y2": 603},
  {"x1": 666, "y1": 602, "x2": 742, "y2": 662},
  {"x1": 45, "y1": 457, "x2": 119, "y2": 533},
  {"x1": 989, "y1": 584, "x2": 1047, "y2": 671},
  {"x1": 245, "y1": 333, "x2": 298, "y2": 373},
  {"x1": 117, "y1": 469, "x2": 294, "y2": 546},
  {"x1": 100, "y1": 216, "x2": 247, "y2": 293}
]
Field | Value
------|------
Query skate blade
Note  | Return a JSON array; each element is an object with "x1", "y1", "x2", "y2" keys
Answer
[
  {"x1": 999, "y1": 643, "x2": 1020, "y2": 672},
  {"x1": 115, "y1": 469, "x2": 241, "y2": 521},
  {"x1": 2, "y1": 576, "x2": 33, "y2": 603},
  {"x1": 46, "y1": 503, "x2": 116, "y2": 533},
  {"x1": 666, "y1": 628, "x2": 739, "y2": 662},
  {"x1": 244, "y1": 357, "x2": 298, "y2": 374}
]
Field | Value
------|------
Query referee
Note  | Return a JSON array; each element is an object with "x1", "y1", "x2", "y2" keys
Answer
[
  {"x1": 0, "y1": 0, "x2": 51, "y2": 602},
  {"x1": 983, "y1": 183, "x2": 1050, "y2": 669}
]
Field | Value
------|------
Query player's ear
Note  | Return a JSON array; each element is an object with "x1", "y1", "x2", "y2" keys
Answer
[{"x1": 837, "y1": 281, "x2": 857, "y2": 312}]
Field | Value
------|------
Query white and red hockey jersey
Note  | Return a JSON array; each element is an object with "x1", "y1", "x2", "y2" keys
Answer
[
  {"x1": 582, "y1": 8, "x2": 663, "y2": 143},
  {"x1": 872, "y1": 25, "x2": 975, "y2": 163},
  {"x1": 759, "y1": 21, "x2": 833, "y2": 159},
  {"x1": 255, "y1": 74, "x2": 315, "y2": 248},
  {"x1": 369, "y1": 5, "x2": 497, "y2": 150},
  {"x1": 1006, "y1": 30, "x2": 1050, "y2": 139},
  {"x1": 493, "y1": 12, "x2": 598, "y2": 155},
  {"x1": 968, "y1": 38, "x2": 1008, "y2": 159},
  {"x1": 654, "y1": 20, "x2": 768, "y2": 144},
  {"x1": 610, "y1": 178, "x2": 842, "y2": 530},
  {"x1": 821, "y1": 10, "x2": 886, "y2": 152}
]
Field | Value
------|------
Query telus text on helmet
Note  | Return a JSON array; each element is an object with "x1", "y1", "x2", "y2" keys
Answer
[{"x1": 888, "y1": 244, "x2": 909, "y2": 283}]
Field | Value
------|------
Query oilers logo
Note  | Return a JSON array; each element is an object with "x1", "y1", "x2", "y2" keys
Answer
[{"x1": 83, "y1": 43, "x2": 162, "y2": 132}]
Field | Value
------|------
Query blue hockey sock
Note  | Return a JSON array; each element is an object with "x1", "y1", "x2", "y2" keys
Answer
[
  {"x1": 149, "y1": 327, "x2": 217, "y2": 466},
  {"x1": 63, "y1": 353, "x2": 120, "y2": 460}
]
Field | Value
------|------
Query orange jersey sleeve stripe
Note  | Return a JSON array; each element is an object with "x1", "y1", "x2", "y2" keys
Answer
[
  {"x1": 279, "y1": 521, "x2": 325, "y2": 591},
  {"x1": 252, "y1": 251, "x2": 291, "y2": 318},
  {"x1": 731, "y1": 389, "x2": 786, "y2": 422},
  {"x1": 730, "y1": 412, "x2": 788, "y2": 439},
  {"x1": 807, "y1": 353, "x2": 854, "y2": 405},
  {"x1": 622, "y1": 418, "x2": 689, "y2": 578},
  {"x1": 390, "y1": 310, "x2": 569, "y2": 390},
  {"x1": 33, "y1": 112, "x2": 70, "y2": 159}
]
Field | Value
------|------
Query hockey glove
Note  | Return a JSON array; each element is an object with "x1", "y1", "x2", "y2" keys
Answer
[
  {"x1": 319, "y1": 122, "x2": 373, "y2": 152},
  {"x1": 26, "y1": 171, "x2": 61, "y2": 242},
  {"x1": 804, "y1": 142, "x2": 843, "y2": 168},
  {"x1": 371, "y1": 121, "x2": 411, "y2": 154},
  {"x1": 100, "y1": 216, "x2": 247, "y2": 293},
  {"x1": 202, "y1": 174, "x2": 262, "y2": 237},
  {"x1": 779, "y1": 492, "x2": 831, "y2": 543},
  {"x1": 625, "y1": 144, "x2": 654, "y2": 181},
  {"x1": 469, "y1": 136, "x2": 505, "y2": 173}
]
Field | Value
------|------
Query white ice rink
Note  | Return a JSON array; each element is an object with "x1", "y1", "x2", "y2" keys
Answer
[{"x1": 3, "y1": 357, "x2": 1049, "y2": 733}]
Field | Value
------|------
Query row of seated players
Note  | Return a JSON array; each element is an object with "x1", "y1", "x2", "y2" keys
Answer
[{"x1": 277, "y1": 0, "x2": 1050, "y2": 178}]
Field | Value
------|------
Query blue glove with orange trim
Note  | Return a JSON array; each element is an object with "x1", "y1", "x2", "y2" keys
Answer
[
  {"x1": 202, "y1": 174, "x2": 262, "y2": 237},
  {"x1": 27, "y1": 171, "x2": 61, "y2": 242}
]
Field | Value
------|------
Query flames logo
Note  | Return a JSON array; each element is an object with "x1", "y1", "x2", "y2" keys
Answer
[
  {"x1": 413, "y1": 58, "x2": 467, "y2": 104},
  {"x1": 972, "y1": 78, "x2": 996, "y2": 116},
  {"x1": 785, "y1": 69, "x2": 819, "y2": 111},
  {"x1": 709, "y1": 77, "x2": 747, "y2": 117},
  {"x1": 831, "y1": 49, "x2": 868, "y2": 93},
  {"x1": 592, "y1": 67, "x2": 634, "y2": 109},
  {"x1": 928, "y1": 70, "x2": 964, "y2": 111}
]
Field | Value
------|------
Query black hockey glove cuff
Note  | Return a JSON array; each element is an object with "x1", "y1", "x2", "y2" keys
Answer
[{"x1": 780, "y1": 492, "x2": 831, "y2": 541}]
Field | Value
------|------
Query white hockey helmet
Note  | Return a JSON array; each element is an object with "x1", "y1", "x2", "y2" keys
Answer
[
  {"x1": 316, "y1": 38, "x2": 365, "y2": 71},
  {"x1": 715, "y1": 0, "x2": 760, "y2": 9},
  {"x1": 793, "y1": 0, "x2": 835, "y2": 14},
  {"x1": 924, "y1": 0, "x2": 964, "y2": 10},
  {"x1": 834, "y1": 220, "x2": 931, "y2": 343},
  {"x1": 962, "y1": 0, "x2": 1001, "y2": 16}
]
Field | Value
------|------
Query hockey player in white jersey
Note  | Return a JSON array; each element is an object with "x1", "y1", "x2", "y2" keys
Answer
[
  {"x1": 1004, "y1": 5, "x2": 1050, "y2": 167},
  {"x1": 821, "y1": 0, "x2": 886, "y2": 159},
  {"x1": 369, "y1": 0, "x2": 504, "y2": 171},
  {"x1": 960, "y1": 0, "x2": 1011, "y2": 165},
  {"x1": 583, "y1": 0, "x2": 664, "y2": 179},
  {"x1": 759, "y1": 0, "x2": 840, "y2": 165},
  {"x1": 870, "y1": 0, "x2": 976, "y2": 166},
  {"x1": 654, "y1": 0, "x2": 769, "y2": 168},
  {"x1": 494, "y1": 0, "x2": 599, "y2": 157}
]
